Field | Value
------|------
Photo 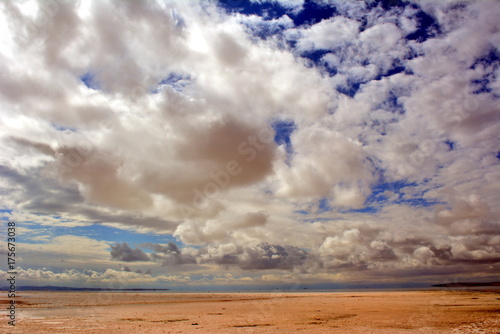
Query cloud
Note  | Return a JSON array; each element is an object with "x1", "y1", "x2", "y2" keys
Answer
[
  {"x1": 292, "y1": 16, "x2": 360, "y2": 51},
  {"x1": 110, "y1": 242, "x2": 151, "y2": 262},
  {"x1": 273, "y1": 124, "x2": 373, "y2": 201},
  {"x1": 121, "y1": 266, "x2": 152, "y2": 275},
  {"x1": 140, "y1": 240, "x2": 321, "y2": 273},
  {"x1": 199, "y1": 242, "x2": 309, "y2": 271},
  {"x1": 143, "y1": 241, "x2": 197, "y2": 265},
  {"x1": 173, "y1": 211, "x2": 269, "y2": 245},
  {"x1": 143, "y1": 241, "x2": 180, "y2": 254},
  {"x1": 0, "y1": 267, "x2": 188, "y2": 287},
  {"x1": 16, "y1": 235, "x2": 111, "y2": 260},
  {"x1": 248, "y1": 0, "x2": 305, "y2": 15}
]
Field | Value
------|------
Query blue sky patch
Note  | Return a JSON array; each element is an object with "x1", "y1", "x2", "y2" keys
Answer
[
  {"x1": 365, "y1": 179, "x2": 443, "y2": 208},
  {"x1": 339, "y1": 206, "x2": 379, "y2": 214},
  {"x1": 291, "y1": 1, "x2": 337, "y2": 26},
  {"x1": 20, "y1": 223, "x2": 179, "y2": 248},
  {"x1": 470, "y1": 48, "x2": 500, "y2": 70},
  {"x1": 373, "y1": 64, "x2": 406, "y2": 81},
  {"x1": 405, "y1": 5, "x2": 441, "y2": 42},
  {"x1": 471, "y1": 77, "x2": 492, "y2": 94},
  {"x1": 301, "y1": 217, "x2": 342, "y2": 224},
  {"x1": 337, "y1": 81, "x2": 362, "y2": 98},
  {"x1": 243, "y1": 17, "x2": 291, "y2": 41},
  {"x1": 1, "y1": 208, "x2": 12, "y2": 221},
  {"x1": 219, "y1": 0, "x2": 337, "y2": 26},
  {"x1": 51, "y1": 123, "x2": 76, "y2": 132},
  {"x1": 375, "y1": 90, "x2": 405, "y2": 115},
  {"x1": 80, "y1": 72, "x2": 100, "y2": 90},
  {"x1": 444, "y1": 140, "x2": 455, "y2": 151},
  {"x1": 318, "y1": 197, "x2": 331, "y2": 213},
  {"x1": 171, "y1": 9, "x2": 186, "y2": 28},
  {"x1": 272, "y1": 119, "x2": 296, "y2": 162},
  {"x1": 300, "y1": 49, "x2": 331, "y2": 66},
  {"x1": 380, "y1": 0, "x2": 406, "y2": 10},
  {"x1": 219, "y1": 0, "x2": 288, "y2": 20},
  {"x1": 154, "y1": 73, "x2": 191, "y2": 93},
  {"x1": 396, "y1": 197, "x2": 442, "y2": 207}
]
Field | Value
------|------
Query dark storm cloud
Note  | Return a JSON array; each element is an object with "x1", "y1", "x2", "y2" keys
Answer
[{"x1": 110, "y1": 242, "x2": 150, "y2": 262}]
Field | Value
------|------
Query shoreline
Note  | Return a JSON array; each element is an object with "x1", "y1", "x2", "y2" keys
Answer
[{"x1": 4, "y1": 286, "x2": 499, "y2": 294}]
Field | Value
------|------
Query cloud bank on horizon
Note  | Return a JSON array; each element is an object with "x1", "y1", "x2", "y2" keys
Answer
[{"x1": 0, "y1": 0, "x2": 499, "y2": 288}]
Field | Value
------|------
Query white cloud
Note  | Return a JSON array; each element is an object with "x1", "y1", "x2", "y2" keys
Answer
[
  {"x1": 292, "y1": 16, "x2": 360, "y2": 51},
  {"x1": 0, "y1": 267, "x2": 190, "y2": 287}
]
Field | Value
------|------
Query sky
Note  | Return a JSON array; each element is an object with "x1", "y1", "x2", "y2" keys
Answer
[{"x1": 0, "y1": 0, "x2": 499, "y2": 290}]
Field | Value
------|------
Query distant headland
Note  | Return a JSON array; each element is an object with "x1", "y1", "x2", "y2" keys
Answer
[
  {"x1": 0, "y1": 285, "x2": 170, "y2": 291},
  {"x1": 432, "y1": 282, "x2": 500, "y2": 287}
]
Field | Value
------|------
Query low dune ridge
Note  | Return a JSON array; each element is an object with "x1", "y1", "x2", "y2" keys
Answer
[{"x1": 1, "y1": 290, "x2": 499, "y2": 333}]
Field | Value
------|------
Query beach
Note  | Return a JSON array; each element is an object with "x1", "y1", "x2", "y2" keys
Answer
[{"x1": 1, "y1": 290, "x2": 499, "y2": 333}]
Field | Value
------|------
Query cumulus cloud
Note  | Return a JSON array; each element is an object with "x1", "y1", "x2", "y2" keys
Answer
[
  {"x1": 199, "y1": 242, "x2": 309, "y2": 270},
  {"x1": 292, "y1": 16, "x2": 360, "y2": 51},
  {"x1": 142, "y1": 241, "x2": 311, "y2": 271},
  {"x1": 110, "y1": 242, "x2": 151, "y2": 262},
  {"x1": 0, "y1": 267, "x2": 189, "y2": 287}
]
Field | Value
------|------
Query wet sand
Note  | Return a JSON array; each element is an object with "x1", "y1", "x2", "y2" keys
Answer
[{"x1": 1, "y1": 290, "x2": 499, "y2": 333}]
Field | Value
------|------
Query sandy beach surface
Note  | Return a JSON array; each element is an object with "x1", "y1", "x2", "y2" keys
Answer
[{"x1": 1, "y1": 290, "x2": 499, "y2": 333}]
